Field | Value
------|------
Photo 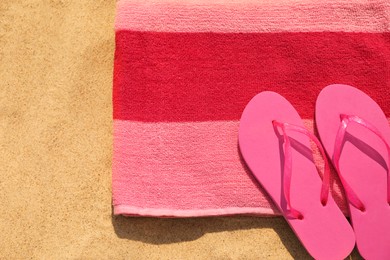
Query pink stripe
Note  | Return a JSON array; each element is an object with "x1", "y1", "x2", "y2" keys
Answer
[
  {"x1": 116, "y1": 1, "x2": 390, "y2": 32},
  {"x1": 112, "y1": 119, "x2": 364, "y2": 217}
]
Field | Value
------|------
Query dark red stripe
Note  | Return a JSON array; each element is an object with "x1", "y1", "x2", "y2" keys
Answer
[{"x1": 113, "y1": 31, "x2": 390, "y2": 121}]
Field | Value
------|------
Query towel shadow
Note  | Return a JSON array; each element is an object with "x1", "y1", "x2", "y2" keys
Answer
[
  {"x1": 112, "y1": 213, "x2": 362, "y2": 259},
  {"x1": 112, "y1": 213, "x2": 312, "y2": 259}
]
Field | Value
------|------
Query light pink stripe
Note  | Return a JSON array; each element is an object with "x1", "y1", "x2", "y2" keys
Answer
[
  {"x1": 112, "y1": 119, "x2": 365, "y2": 217},
  {"x1": 113, "y1": 120, "x2": 278, "y2": 216},
  {"x1": 116, "y1": 0, "x2": 390, "y2": 32}
]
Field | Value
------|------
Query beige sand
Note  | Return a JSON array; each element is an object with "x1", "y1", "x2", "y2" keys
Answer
[{"x1": 0, "y1": 1, "x2": 362, "y2": 259}]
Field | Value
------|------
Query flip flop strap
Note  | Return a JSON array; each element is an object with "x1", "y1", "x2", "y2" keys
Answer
[
  {"x1": 333, "y1": 114, "x2": 390, "y2": 211},
  {"x1": 273, "y1": 120, "x2": 330, "y2": 219}
]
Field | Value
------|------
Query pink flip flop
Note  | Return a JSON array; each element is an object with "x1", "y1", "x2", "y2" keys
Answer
[
  {"x1": 316, "y1": 84, "x2": 390, "y2": 259},
  {"x1": 239, "y1": 91, "x2": 355, "y2": 260}
]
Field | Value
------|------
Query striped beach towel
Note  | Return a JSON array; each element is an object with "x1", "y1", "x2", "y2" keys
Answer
[{"x1": 112, "y1": 0, "x2": 390, "y2": 217}]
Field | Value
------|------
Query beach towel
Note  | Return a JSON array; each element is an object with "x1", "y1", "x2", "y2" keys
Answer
[{"x1": 112, "y1": 0, "x2": 390, "y2": 217}]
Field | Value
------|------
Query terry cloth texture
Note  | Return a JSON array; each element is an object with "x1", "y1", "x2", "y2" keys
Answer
[{"x1": 112, "y1": 0, "x2": 390, "y2": 217}]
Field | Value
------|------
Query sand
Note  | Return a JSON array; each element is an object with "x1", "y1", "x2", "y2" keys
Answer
[{"x1": 0, "y1": 1, "x2": 362, "y2": 259}]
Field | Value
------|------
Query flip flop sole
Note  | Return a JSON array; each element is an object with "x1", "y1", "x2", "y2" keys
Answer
[
  {"x1": 316, "y1": 84, "x2": 390, "y2": 259},
  {"x1": 239, "y1": 91, "x2": 355, "y2": 260}
]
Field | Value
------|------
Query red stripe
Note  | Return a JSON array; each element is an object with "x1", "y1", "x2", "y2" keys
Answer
[{"x1": 113, "y1": 31, "x2": 390, "y2": 121}]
